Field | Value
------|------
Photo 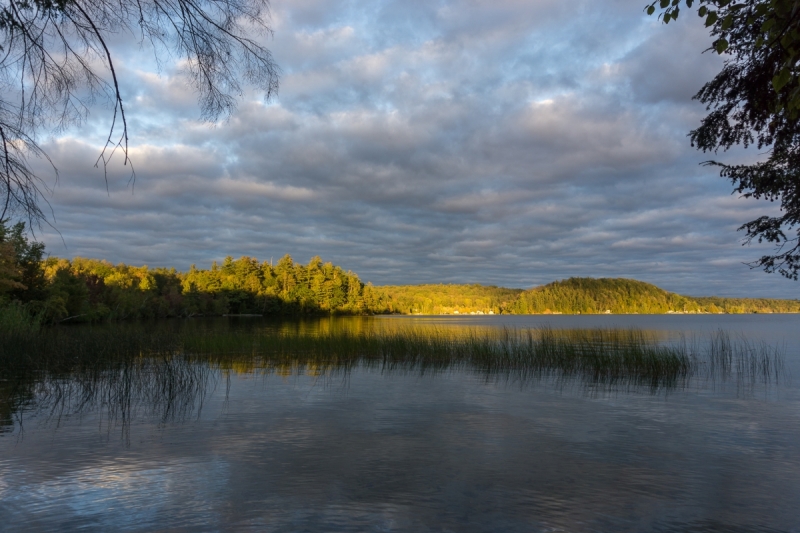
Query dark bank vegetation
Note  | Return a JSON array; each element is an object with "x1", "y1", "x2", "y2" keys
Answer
[{"x1": 1, "y1": 221, "x2": 799, "y2": 329}]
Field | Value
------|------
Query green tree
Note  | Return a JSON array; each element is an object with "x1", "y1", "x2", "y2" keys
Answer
[
  {"x1": 648, "y1": 0, "x2": 800, "y2": 278},
  {"x1": 0, "y1": 241, "x2": 24, "y2": 297},
  {"x1": 0, "y1": 220, "x2": 45, "y2": 301}
]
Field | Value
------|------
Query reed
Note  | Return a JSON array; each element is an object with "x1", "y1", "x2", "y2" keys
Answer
[
  {"x1": 0, "y1": 322, "x2": 784, "y2": 389},
  {"x1": 198, "y1": 327, "x2": 694, "y2": 388},
  {"x1": 702, "y1": 329, "x2": 786, "y2": 386},
  {"x1": 0, "y1": 322, "x2": 182, "y2": 378},
  {"x1": 1, "y1": 323, "x2": 787, "y2": 434}
]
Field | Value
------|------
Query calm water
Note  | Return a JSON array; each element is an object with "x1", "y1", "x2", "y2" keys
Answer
[{"x1": 2, "y1": 315, "x2": 800, "y2": 532}]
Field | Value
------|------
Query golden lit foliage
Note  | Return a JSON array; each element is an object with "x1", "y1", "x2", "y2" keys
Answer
[
  {"x1": 509, "y1": 277, "x2": 800, "y2": 315},
  {"x1": 2, "y1": 222, "x2": 799, "y2": 325},
  {"x1": 372, "y1": 284, "x2": 523, "y2": 315}
]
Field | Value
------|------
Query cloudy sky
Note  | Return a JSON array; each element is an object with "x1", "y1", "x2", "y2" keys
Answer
[{"x1": 31, "y1": 0, "x2": 797, "y2": 298}]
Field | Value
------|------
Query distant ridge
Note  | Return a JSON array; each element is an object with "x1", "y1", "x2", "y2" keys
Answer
[{"x1": 508, "y1": 277, "x2": 800, "y2": 315}]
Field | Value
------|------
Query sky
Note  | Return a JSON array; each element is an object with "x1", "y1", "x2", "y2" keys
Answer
[{"x1": 29, "y1": 0, "x2": 799, "y2": 298}]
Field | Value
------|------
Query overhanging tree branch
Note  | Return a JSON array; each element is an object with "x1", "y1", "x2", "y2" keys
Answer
[
  {"x1": 648, "y1": 0, "x2": 800, "y2": 279},
  {"x1": 0, "y1": 0, "x2": 279, "y2": 228}
]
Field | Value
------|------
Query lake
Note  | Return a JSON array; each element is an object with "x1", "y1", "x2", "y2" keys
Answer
[{"x1": 1, "y1": 314, "x2": 799, "y2": 532}]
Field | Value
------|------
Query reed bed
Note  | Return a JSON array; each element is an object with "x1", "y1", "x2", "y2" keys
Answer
[
  {"x1": 183, "y1": 327, "x2": 694, "y2": 388},
  {"x1": 0, "y1": 323, "x2": 787, "y2": 433},
  {"x1": 0, "y1": 325, "x2": 181, "y2": 376},
  {"x1": 29, "y1": 356, "x2": 211, "y2": 433},
  {"x1": 1, "y1": 322, "x2": 783, "y2": 387},
  {"x1": 701, "y1": 329, "x2": 786, "y2": 386}
]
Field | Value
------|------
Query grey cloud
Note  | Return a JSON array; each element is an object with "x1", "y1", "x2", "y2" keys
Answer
[
  {"x1": 31, "y1": 0, "x2": 800, "y2": 300},
  {"x1": 616, "y1": 17, "x2": 724, "y2": 104}
]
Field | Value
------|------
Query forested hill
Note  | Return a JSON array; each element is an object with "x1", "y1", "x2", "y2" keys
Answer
[
  {"x1": 508, "y1": 278, "x2": 697, "y2": 315},
  {"x1": 508, "y1": 278, "x2": 800, "y2": 315}
]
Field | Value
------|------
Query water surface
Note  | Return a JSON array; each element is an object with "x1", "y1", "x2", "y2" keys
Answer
[{"x1": 1, "y1": 315, "x2": 799, "y2": 532}]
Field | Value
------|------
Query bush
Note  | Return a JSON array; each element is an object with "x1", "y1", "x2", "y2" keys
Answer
[{"x1": 0, "y1": 301, "x2": 40, "y2": 336}]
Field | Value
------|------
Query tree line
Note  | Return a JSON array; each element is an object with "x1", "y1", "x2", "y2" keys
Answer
[
  {"x1": 0, "y1": 222, "x2": 385, "y2": 322},
  {"x1": 372, "y1": 284, "x2": 523, "y2": 315},
  {"x1": 1, "y1": 221, "x2": 799, "y2": 324}
]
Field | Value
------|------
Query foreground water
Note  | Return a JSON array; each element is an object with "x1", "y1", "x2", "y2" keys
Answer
[{"x1": 2, "y1": 315, "x2": 800, "y2": 532}]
